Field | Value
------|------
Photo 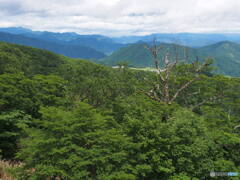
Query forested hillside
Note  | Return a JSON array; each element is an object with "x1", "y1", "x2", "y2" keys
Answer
[
  {"x1": 198, "y1": 41, "x2": 240, "y2": 76},
  {"x1": 101, "y1": 41, "x2": 240, "y2": 76},
  {"x1": 101, "y1": 43, "x2": 198, "y2": 67},
  {"x1": 0, "y1": 42, "x2": 240, "y2": 179}
]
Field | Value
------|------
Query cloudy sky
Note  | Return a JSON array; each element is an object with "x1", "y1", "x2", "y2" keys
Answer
[{"x1": 0, "y1": 0, "x2": 240, "y2": 36}]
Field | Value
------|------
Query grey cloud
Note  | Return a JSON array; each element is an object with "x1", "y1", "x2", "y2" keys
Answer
[
  {"x1": 0, "y1": 0, "x2": 240, "y2": 36},
  {"x1": 0, "y1": 1, "x2": 26, "y2": 15},
  {"x1": 0, "y1": 0, "x2": 53, "y2": 17},
  {"x1": 128, "y1": 13, "x2": 145, "y2": 17}
]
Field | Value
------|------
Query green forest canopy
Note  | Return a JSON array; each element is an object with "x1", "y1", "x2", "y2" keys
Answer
[{"x1": 0, "y1": 42, "x2": 239, "y2": 179}]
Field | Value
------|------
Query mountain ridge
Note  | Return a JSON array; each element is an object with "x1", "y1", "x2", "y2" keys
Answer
[
  {"x1": 0, "y1": 32, "x2": 105, "y2": 59},
  {"x1": 101, "y1": 41, "x2": 240, "y2": 76},
  {"x1": 0, "y1": 27, "x2": 125, "y2": 54},
  {"x1": 4, "y1": 27, "x2": 240, "y2": 47}
]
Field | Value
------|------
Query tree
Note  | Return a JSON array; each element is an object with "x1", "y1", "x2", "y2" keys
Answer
[
  {"x1": 141, "y1": 39, "x2": 214, "y2": 106},
  {"x1": 0, "y1": 110, "x2": 31, "y2": 159},
  {"x1": 17, "y1": 103, "x2": 135, "y2": 179},
  {"x1": 0, "y1": 73, "x2": 67, "y2": 117},
  {"x1": 111, "y1": 95, "x2": 239, "y2": 179}
]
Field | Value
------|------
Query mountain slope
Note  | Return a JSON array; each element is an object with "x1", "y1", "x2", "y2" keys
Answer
[
  {"x1": 24, "y1": 33, "x2": 125, "y2": 54},
  {"x1": 198, "y1": 41, "x2": 240, "y2": 76},
  {"x1": 0, "y1": 32, "x2": 105, "y2": 59},
  {"x1": 101, "y1": 43, "x2": 198, "y2": 67},
  {"x1": 22, "y1": 31, "x2": 80, "y2": 43},
  {"x1": 0, "y1": 41, "x2": 66, "y2": 75},
  {"x1": 198, "y1": 41, "x2": 240, "y2": 64},
  {"x1": 0, "y1": 41, "x2": 109, "y2": 77},
  {"x1": 0, "y1": 27, "x2": 125, "y2": 54},
  {"x1": 0, "y1": 27, "x2": 33, "y2": 34},
  {"x1": 102, "y1": 41, "x2": 240, "y2": 76},
  {"x1": 68, "y1": 35, "x2": 124, "y2": 54}
]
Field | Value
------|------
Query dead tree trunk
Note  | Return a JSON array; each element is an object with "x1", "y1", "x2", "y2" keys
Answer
[{"x1": 142, "y1": 39, "x2": 212, "y2": 106}]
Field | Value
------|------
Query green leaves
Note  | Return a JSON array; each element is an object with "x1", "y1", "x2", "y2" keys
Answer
[
  {"x1": 0, "y1": 41, "x2": 239, "y2": 179},
  {"x1": 0, "y1": 73, "x2": 67, "y2": 117},
  {"x1": 0, "y1": 110, "x2": 31, "y2": 159},
  {"x1": 17, "y1": 103, "x2": 134, "y2": 179}
]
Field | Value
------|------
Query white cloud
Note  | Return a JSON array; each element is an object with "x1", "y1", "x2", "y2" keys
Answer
[{"x1": 0, "y1": 0, "x2": 240, "y2": 36}]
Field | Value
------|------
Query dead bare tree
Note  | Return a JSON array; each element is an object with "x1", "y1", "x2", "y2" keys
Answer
[{"x1": 140, "y1": 38, "x2": 213, "y2": 107}]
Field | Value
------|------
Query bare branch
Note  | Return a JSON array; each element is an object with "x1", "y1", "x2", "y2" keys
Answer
[
  {"x1": 195, "y1": 61, "x2": 211, "y2": 73},
  {"x1": 138, "y1": 89, "x2": 161, "y2": 102},
  {"x1": 191, "y1": 95, "x2": 223, "y2": 111},
  {"x1": 142, "y1": 38, "x2": 212, "y2": 106},
  {"x1": 169, "y1": 76, "x2": 201, "y2": 104},
  {"x1": 234, "y1": 125, "x2": 240, "y2": 130},
  {"x1": 143, "y1": 77, "x2": 156, "y2": 86},
  {"x1": 144, "y1": 42, "x2": 166, "y2": 82},
  {"x1": 164, "y1": 52, "x2": 170, "y2": 66}
]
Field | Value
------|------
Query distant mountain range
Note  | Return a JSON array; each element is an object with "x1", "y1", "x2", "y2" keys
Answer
[
  {"x1": 0, "y1": 27, "x2": 124, "y2": 54},
  {"x1": 3, "y1": 27, "x2": 240, "y2": 49},
  {"x1": 101, "y1": 41, "x2": 240, "y2": 77},
  {"x1": 113, "y1": 33, "x2": 240, "y2": 47},
  {"x1": 0, "y1": 32, "x2": 105, "y2": 59},
  {"x1": 0, "y1": 27, "x2": 240, "y2": 76}
]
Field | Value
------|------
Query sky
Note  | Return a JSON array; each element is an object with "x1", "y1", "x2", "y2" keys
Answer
[{"x1": 0, "y1": 0, "x2": 240, "y2": 36}]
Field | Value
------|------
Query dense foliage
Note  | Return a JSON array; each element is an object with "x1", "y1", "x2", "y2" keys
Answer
[{"x1": 0, "y1": 42, "x2": 239, "y2": 179}]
